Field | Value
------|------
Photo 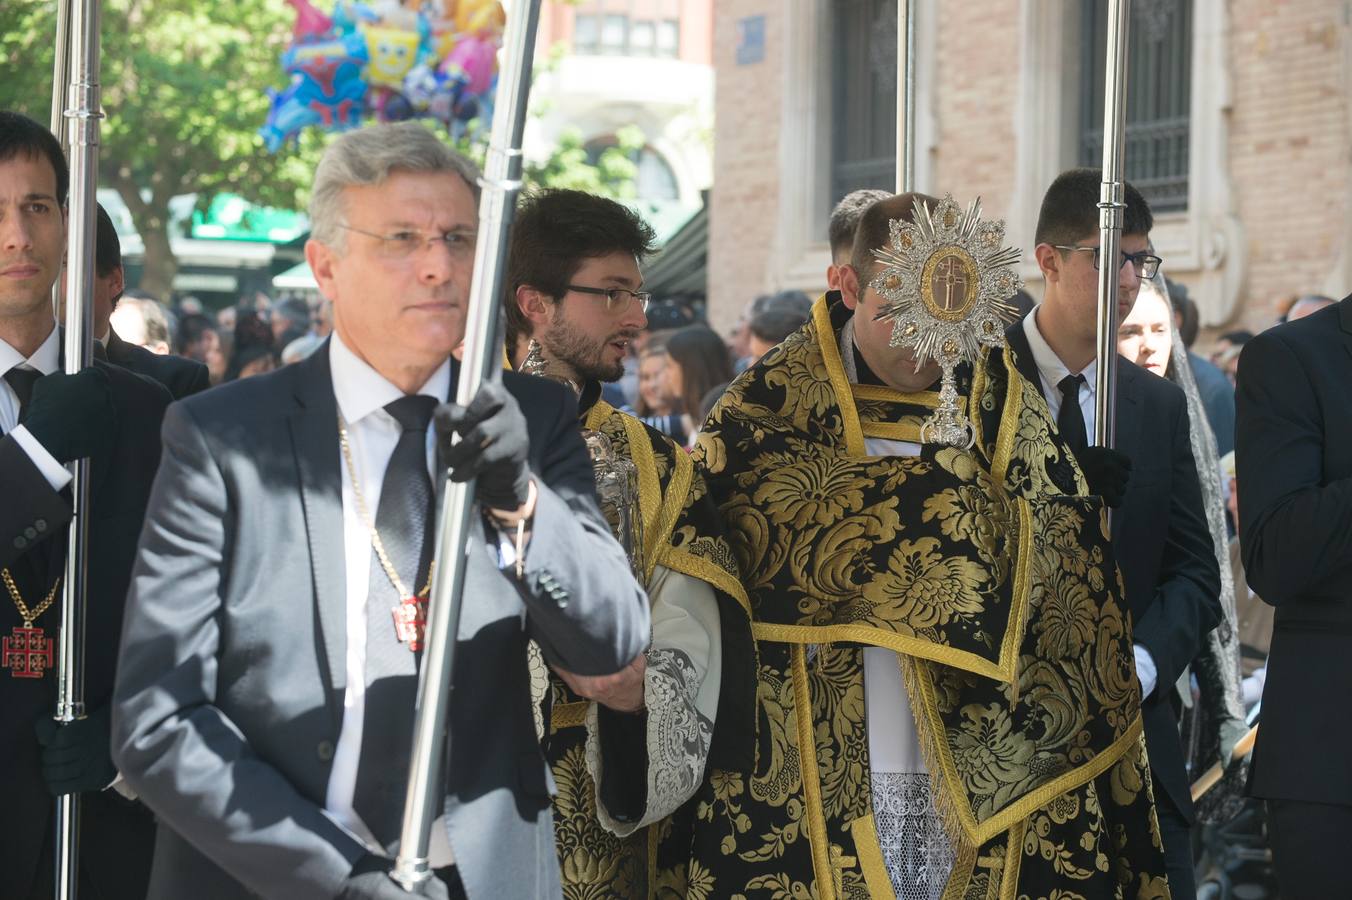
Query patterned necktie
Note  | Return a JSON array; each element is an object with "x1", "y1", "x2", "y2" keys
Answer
[
  {"x1": 352, "y1": 393, "x2": 438, "y2": 853},
  {"x1": 1056, "y1": 373, "x2": 1088, "y2": 454}
]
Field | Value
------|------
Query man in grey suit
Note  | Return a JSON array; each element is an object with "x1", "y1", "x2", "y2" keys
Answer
[{"x1": 111, "y1": 122, "x2": 651, "y2": 900}]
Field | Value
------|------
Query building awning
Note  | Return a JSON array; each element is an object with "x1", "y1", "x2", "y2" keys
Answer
[
  {"x1": 273, "y1": 261, "x2": 318, "y2": 290},
  {"x1": 644, "y1": 195, "x2": 707, "y2": 300}
]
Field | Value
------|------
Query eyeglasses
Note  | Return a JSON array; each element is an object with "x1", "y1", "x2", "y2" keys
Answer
[
  {"x1": 337, "y1": 223, "x2": 477, "y2": 260},
  {"x1": 565, "y1": 284, "x2": 652, "y2": 314},
  {"x1": 1053, "y1": 244, "x2": 1162, "y2": 279}
]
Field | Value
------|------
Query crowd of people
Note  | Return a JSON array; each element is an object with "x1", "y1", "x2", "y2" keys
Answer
[{"x1": 3, "y1": 108, "x2": 1349, "y2": 900}]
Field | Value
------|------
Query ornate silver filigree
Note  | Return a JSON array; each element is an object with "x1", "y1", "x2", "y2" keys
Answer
[{"x1": 872, "y1": 194, "x2": 1022, "y2": 447}]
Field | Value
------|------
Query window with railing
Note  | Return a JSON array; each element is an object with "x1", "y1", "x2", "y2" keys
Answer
[
  {"x1": 574, "y1": 1, "x2": 681, "y2": 58},
  {"x1": 1079, "y1": 0, "x2": 1193, "y2": 213},
  {"x1": 829, "y1": 0, "x2": 897, "y2": 208}
]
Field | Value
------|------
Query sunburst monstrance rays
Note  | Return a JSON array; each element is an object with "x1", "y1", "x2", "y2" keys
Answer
[{"x1": 871, "y1": 195, "x2": 1024, "y2": 447}]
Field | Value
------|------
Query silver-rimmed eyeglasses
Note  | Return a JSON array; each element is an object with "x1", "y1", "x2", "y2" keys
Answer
[
  {"x1": 565, "y1": 284, "x2": 652, "y2": 314},
  {"x1": 337, "y1": 223, "x2": 477, "y2": 260}
]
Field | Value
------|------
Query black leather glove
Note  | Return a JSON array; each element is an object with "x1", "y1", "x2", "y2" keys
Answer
[
  {"x1": 1074, "y1": 446, "x2": 1133, "y2": 508},
  {"x1": 23, "y1": 365, "x2": 116, "y2": 463},
  {"x1": 34, "y1": 703, "x2": 117, "y2": 797},
  {"x1": 434, "y1": 380, "x2": 532, "y2": 513},
  {"x1": 336, "y1": 854, "x2": 449, "y2": 900}
]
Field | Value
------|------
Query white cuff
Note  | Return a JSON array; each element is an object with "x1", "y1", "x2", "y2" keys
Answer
[
  {"x1": 11, "y1": 425, "x2": 73, "y2": 491},
  {"x1": 1133, "y1": 644, "x2": 1158, "y2": 699}
]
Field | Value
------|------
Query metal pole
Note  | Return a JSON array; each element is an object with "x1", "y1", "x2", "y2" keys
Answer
[
  {"x1": 53, "y1": 1, "x2": 103, "y2": 897},
  {"x1": 49, "y1": 2, "x2": 73, "y2": 146},
  {"x1": 895, "y1": 0, "x2": 916, "y2": 193},
  {"x1": 49, "y1": 0, "x2": 73, "y2": 315},
  {"x1": 390, "y1": 0, "x2": 542, "y2": 889},
  {"x1": 1093, "y1": 0, "x2": 1131, "y2": 449}
]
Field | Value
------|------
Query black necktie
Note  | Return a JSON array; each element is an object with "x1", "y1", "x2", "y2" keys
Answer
[
  {"x1": 4, "y1": 366, "x2": 42, "y2": 428},
  {"x1": 352, "y1": 394, "x2": 438, "y2": 853},
  {"x1": 1056, "y1": 373, "x2": 1088, "y2": 454}
]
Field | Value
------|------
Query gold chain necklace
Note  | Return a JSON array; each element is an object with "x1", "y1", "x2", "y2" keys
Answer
[
  {"x1": 1, "y1": 568, "x2": 60, "y2": 678},
  {"x1": 3, "y1": 568, "x2": 60, "y2": 625},
  {"x1": 337, "y1": 414, "x2": 432, "y2": 651}
]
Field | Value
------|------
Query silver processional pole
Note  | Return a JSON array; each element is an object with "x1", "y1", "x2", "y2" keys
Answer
[
  {"x1": 51, "y1": 1, "x2": 103, "y2": 897},
  {"x1": 895, "y1": 0, "x2": 916, "y2": 193},
  {"x1": 390, "y1": 0, "x2": 543, "y2": 889},
  {"x1": 1093, "y1": 0, "x2": 1131, "y2": 449}
]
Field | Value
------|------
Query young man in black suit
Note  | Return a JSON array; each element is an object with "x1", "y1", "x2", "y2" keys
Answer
[
  {"x1": 1236, "y1": 295, "x2": 1352, "y2": 899},
  {"x1": 1005, "y1": 168, "x2": 1221, "y2": 899},
  {"x1": 0, "y1": 111, "x2": 171, "y2": 900},
  {"x1": 72, "y1": 203, "x2": 210, "y2": 399}
]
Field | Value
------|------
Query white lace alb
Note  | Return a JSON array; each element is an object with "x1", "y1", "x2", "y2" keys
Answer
[{"x1": 871, "y1": 771, "x2": 955, "y2": 900}]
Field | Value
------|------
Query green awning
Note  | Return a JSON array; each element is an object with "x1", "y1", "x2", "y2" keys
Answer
[{"x1": 272, "y1": 261, "x2": 317, "y2": 290}]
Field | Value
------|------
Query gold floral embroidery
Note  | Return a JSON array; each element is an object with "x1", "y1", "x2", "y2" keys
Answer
[
  {"x1": 865, "y1": 538, "x2": 990, "y2": 631},
  {"x1": 545, "y1": 403, "x2": 750, "y2": 900},
  {"x1": 686, "y1": 297, "x2": 1168, "y2": 900}
]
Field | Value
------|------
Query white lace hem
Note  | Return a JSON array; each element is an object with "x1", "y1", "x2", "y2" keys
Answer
[{"x1": 871, "y1": 771, "x2": 955, "y2": 900}]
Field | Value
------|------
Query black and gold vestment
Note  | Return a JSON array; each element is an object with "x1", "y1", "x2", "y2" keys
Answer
[
  {"x1": 678, "y1": 298, "x2": 1169, "y2": 900},
  {"x1": 538, "y1": 392, "x2": 754, "y2": 900}
]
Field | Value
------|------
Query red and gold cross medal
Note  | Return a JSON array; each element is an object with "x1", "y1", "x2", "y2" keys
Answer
[
  {"x1": 391, "y1": 596, "x2": 427, "y2": 651},
  {"x1": 2, "y1": 568, "x2": 60, "y2": 679},
  {"x1": 2, "y1": 624, "x2": 54, "y2": 678}
]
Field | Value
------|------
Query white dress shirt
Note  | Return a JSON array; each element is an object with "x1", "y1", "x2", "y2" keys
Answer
[
  {"x1": 324, "y1": 332, "x2": 458, "y2": 865},
  {"x1": 0, "y1": 326, "x2": 73, "y2": 490},
  {"x1": 1020, "y1": 309, "x2": 1157, "y2": 698}
]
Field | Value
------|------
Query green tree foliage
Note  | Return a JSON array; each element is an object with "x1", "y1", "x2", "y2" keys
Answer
[
  {"x1": 0, "y1": 0, "x2": 637, "y2": 301},
  {"x1": 2, "y1": 0, "x2": 316, "y2": 298}
]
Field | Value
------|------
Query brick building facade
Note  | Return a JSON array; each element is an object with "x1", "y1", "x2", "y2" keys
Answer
[{"x1": 705, "y1": 0, "x2": 1352, "y2": 338}]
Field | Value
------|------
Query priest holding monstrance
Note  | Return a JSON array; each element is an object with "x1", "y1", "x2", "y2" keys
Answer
[{"x1": 685, "y1": 193, "x2": 1171, "y2": 899}]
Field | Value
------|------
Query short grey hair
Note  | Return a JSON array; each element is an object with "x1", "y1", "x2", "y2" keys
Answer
[
  {"x1": 308, "y1": 122, "x2": 481, "y2": 247},
  {"x1": 828, "y1": 188, "x2": 892, "y2": 259}
]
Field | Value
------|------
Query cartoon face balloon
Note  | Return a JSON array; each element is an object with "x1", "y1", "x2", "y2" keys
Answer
[{"x1": 363, "y1": 25, "x2": 421, "y2": 88}]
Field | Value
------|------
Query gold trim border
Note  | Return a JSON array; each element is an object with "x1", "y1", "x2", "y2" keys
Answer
[
  {"x1": 915, "y1": 646, "x2": 1146, "y2": 847},
  {"x1": 550, "y1": 700, "x2": 589, "y2": 732},
  {"x1": 849, "y1": 814, "x2": 897, "y2": 900},
  {"x1": 812, "y1": 295, "x2": 865, "y2": 457},
  {"x1": 755, "y1": 621, "x2": 1012, "y2": 683},
  {"x1": 792, "y1": 644, "x2": 836, "y2": 900},
  {"x1": 752, "y1": 496, "x2": 1031, "y2": 685}
]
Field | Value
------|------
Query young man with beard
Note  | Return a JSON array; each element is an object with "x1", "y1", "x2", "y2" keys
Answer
[
  {"x1": 506, "y1": 188, "x2": 754, "y2": 898},
  {"x1": 690, "y1": 193, "x2": 1169, "y2": 899}
]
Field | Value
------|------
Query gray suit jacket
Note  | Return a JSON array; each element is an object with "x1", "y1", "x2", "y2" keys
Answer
[{"x1": 112, "y1": 345, "x2": 650, "y2": 900}]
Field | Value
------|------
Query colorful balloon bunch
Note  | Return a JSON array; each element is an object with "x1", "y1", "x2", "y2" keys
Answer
[{"x1": 261, "y1": 0, "x2": 506, "y2": 152}]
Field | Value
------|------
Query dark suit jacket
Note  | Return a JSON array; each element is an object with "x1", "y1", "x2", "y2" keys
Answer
[
  {"x1": 0, "y1": 358, "x2": 171, "y2": 900},
  {"x1": 1237, "y1": 296, "x2": 1352, "y2": 804},
  {"x1": 111, "y1": 343, "x2": 651, "y2": 900},
  {"x1": 106, "y1": 326, "x2": 210, "y2": 400},
  {"x1": 1007, "y1": 321, "x2": 1221, "y2": 821}
]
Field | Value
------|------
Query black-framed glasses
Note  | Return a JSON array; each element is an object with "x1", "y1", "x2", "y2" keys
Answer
[
  {"x1": 565, "y1": 284, "x2": 652, "y2": 314},
  {"x1": 337, "y1": 223, "x2": 477, "y2": 260},
  {"x1": 1053, "y1": 244, "x2": 1162, "y2": 279}
]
